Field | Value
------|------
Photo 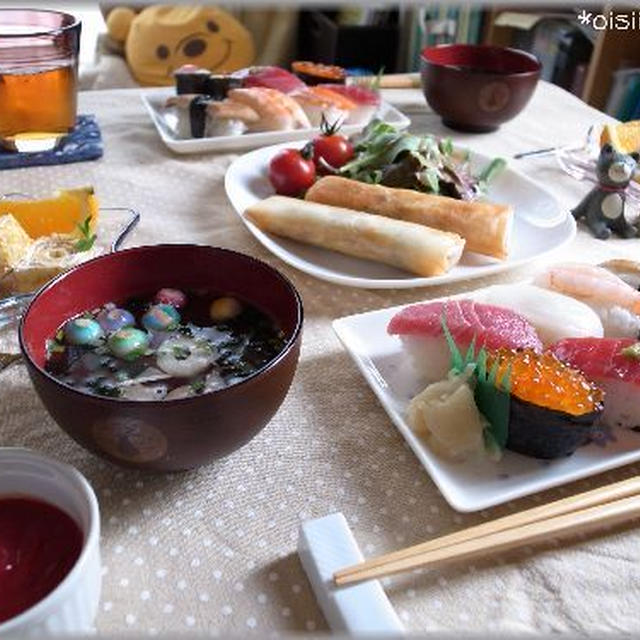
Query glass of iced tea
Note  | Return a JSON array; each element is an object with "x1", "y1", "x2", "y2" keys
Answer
[{"x1": 0, "y1": 9, "x2": 81, "y2": 152}]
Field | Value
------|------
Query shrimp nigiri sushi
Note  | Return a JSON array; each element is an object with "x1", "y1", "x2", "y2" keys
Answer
[
  {"x1": 535, "y1": 262, "x2": 640, "y2": 339},
  {"x1": 387, "y1": 299, "x2": 543, "y2": 383},
  {"x1": 550, "y1": 337, "x2": 640, "y2": 430},
  {"x1": 228, "y1": 87, "x2": 311, "y2": 131}
]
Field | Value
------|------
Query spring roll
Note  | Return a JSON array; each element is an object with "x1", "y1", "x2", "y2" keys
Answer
[
  {"x1": 244, "y1": 196, "x2": 465, "y2": 277},
  {"x1": 305, "y1": 176, "x2": 513, "y2": 260}
]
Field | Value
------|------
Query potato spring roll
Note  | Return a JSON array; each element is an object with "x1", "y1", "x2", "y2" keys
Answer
[
  {"x1": 305, "y1": 176, "x2": 513, "y2": 260},
  {"x1": 244, "y1": 196, "x2": 465, "y2": 277}
]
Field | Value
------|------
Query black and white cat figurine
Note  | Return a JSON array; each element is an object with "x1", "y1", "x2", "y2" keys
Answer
[{"x1": 572, "y1": 143, "x2": 639, "y2": 239}]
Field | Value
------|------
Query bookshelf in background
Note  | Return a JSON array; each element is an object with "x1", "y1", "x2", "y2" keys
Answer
[
  {"x1": 404, "y1": 5, "x2": 486, "y2": 72},
  {"x1": 482, "y1": 7, "x2": 640, "y2": 119},
  {"x1": 582, "y1": 27, "x2": 640, "y2": 117}
]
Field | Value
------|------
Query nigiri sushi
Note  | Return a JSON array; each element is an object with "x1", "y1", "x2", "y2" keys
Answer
[
  {"x1": 241, "y1": 66, "x2": 306, "y2": 94},
  {"x1": 317, "y1": 83, "x2": 380, "y2": 124},
  {"x1": 550, "y1": 337, "x2": 640, "y2": 430},
  {"x1": 488, "y1": 349, "x2": 604, "y2": 459},
  {"x1": 535, "y1": 262, "x2": 640, "y2": 338},
  {"x1": 600, "y1": 258, "x2": 640, "y2": 290},
  {"x1": 291, "y1": 87, "x2": 357, "y2": 127},
  {"x1": 164, "y1": 95, "x2": 253, "y2": 138},
  {"x1": 473, "y1": 283, "x2": 604, "y2": 345},
  {"x1": 227, "y1": 87, "x2": 311, "y2": 131},
  {"x1": 164, "y1": 94, "x2": 199, "y2": 138},
  {"x1": 387, "y1": 299, "x2": 543, "y2": 383}
]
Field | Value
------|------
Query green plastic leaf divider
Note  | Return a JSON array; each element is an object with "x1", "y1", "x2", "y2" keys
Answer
[{"x1": 440, "y1": 312, "x2": 511, "y2": 451}]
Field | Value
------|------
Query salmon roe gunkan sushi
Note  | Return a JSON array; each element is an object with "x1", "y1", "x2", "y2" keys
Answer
[
  {"x1": 489, "y1": 349, "x2": 604, "y2": 416},
  {"x1": 486, "y1": 349, "x2": 605, "y2": 459}
]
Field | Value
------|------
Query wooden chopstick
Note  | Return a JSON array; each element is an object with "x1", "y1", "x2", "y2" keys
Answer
[
  {"x1": 334, "y1": 476, "x2": 640, "y2": 586},
  {"x1": 335, "y1": 492, "x2": 640, "y2": 586},
  {"x1": 347, "y1": 73, "x2": 421, "y2": 89}
]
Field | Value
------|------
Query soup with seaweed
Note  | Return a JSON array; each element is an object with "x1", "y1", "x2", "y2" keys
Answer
[{"x1": 44, "y1": 288, "x2": 287, "y2": 400}]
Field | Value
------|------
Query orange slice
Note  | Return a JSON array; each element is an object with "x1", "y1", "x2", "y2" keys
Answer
[
  {"x1": 600, "y1": 121, "x2": 640, "y2": 154},
  {"x1": 0, "y1": 187, "x2": 99, "y2": 239}
]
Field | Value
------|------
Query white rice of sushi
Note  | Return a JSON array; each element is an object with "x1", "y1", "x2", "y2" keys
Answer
[
  {"x1": 472, "y1": 284, "x2": 604, "y2": 346},
  {"x1": 593, "y1": 378, "x2": 640, "y2": 430},
  {"x1": 204, "y1": 118, "x2": 247, "y2": 137},
  {"x1": 344, "y1": 104, "x2": 378, "y2": 125},
  {"x1": 163, "y1": 104, "x2": 193, "y2": 139},
  {"x1": 591, "y1": 304, "x2": 640, "y2": 339},
  {"x1": 303, "y1": 105, "x2": 349, "y2": 128},
  {"x1": 399, "y1": 335, "x2": 456, "y2": 385}
]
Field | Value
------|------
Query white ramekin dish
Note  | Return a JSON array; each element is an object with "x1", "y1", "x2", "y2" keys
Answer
[{"x1": 0, "y1": 448, "x2": 101, "y2": 637}]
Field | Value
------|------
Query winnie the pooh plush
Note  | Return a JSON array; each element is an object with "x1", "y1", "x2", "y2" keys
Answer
[{"x1": 106, "y1": 5, "x2": 255, "y2": 86}]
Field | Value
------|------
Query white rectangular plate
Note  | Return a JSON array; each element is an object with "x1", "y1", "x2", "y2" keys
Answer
[
  {"x1": 333, "y1": 290, "x2": 640, "y2": 512},
  {"x1": 141, "y1": 87, "x2": 411, "y2": 155}
]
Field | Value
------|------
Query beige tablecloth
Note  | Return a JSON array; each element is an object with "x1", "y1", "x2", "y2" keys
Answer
[{"x1": 2, "y1": 81, "x2": 640, "y2": 635}]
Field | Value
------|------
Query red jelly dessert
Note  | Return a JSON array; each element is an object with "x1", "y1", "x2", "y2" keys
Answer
[{"x1": 0, "y1": 497, "x2": 83, "y2": 623}]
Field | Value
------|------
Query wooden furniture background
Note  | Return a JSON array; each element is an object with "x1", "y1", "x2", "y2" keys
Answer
[{"x1": 482, "y1": 6, "x2": 640, "y2": 111}]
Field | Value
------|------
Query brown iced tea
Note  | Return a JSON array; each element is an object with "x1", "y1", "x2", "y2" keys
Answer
[
  {"x1": 0, "y1": 9, "x2": 80, "y2": 150},
  {"x1": 0, "y1": 63, "x2": 77, "y2": 137}
]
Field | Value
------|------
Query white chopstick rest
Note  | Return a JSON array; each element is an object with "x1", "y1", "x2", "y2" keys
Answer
[{"x1": 298, "y1": 512, "x2": 404, "y2": 634}]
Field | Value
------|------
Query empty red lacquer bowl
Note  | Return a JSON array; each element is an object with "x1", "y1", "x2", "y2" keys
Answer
[
  {"x1": 421, "y1": 44, "x2": 541, "y2": 132},
  {"x1": 19, "y1": 245, "x2": 303, "y2": 472}
]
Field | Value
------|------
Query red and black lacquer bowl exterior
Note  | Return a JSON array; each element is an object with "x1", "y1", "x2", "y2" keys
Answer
[
  {"x1": 19, "y1": 245, "x2": 303, "y2": 472},
  {"x1": 420, "y1": 44, "x2": 541, "y2": 132}
]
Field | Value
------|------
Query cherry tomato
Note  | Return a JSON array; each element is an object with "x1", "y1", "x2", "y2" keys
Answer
[
  {"x1": 268, "y1": 147, "x2": 316, "y2": 196},
  {"x1": 313, "y1": 134, "x2": 354, "y2": 173}
]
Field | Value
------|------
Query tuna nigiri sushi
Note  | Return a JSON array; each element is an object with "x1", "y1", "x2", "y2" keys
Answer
[
  {"x1": 241, "y1": 66, "x2": 306, "y2": 94},
  {"x1": 550, "y1": 337, "x2": 640, "y2": 430},
  {"x1": 387, "y1": 299, "x2": 543, "y2": 383}
]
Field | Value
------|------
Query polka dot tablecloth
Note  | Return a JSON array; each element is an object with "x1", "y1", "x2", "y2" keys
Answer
[{"x1": 2, "y1": 82, "x2": 640, "y2": 635}]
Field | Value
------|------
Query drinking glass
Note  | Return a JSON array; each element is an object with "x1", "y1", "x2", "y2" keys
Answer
[{"x1": 0, "y1": 9, "x2": 81, "y2": 152}]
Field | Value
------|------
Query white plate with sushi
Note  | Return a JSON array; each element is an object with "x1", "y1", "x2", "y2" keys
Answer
[
  {"x1": 141, "y1": 87, "x2": 411, "y2": 155},
  {"x1": 333, "y1": 267, "x2": 640, "y2": 511},
  {"x1": 225, "y1": 142, "x2": 576, "y2": 289}
]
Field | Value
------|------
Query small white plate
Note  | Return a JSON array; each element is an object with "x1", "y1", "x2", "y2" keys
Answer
[
  {"x1": 333, "y1": 290, "x2": 640, "y2": 512},
  {"x1": 141, "y1": 88, "x2": 410, "y2": 155},
  {"x1": 225, "y1": 142, "x2": 576, "y2": 289}
]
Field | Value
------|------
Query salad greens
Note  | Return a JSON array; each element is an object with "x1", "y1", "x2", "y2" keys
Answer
[{"x1": 338, "y1": 119, "x2": 506, "y2": 200}]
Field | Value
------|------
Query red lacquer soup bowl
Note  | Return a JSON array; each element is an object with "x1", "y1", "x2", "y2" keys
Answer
[
  {"x1": 19, "y1": 245, "x2": 303, "y2": 472},
  {"x1": 421, "y1": 44, "x2": 541, "y2": 132}
]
